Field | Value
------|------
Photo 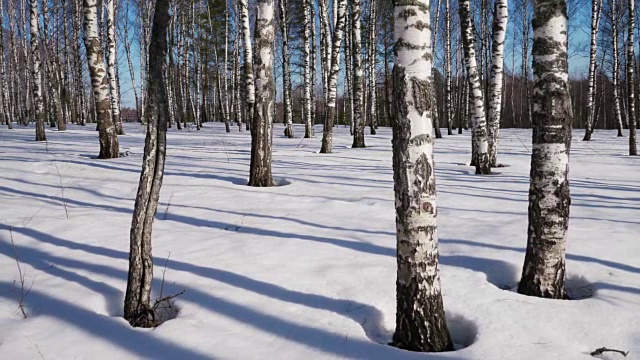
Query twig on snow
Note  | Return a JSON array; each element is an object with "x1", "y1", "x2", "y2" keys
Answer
[
  {"x1": 9, "y1": 227, "x2": 28, "y2": 318},
  {"x1": 590, "y1": 347, "x2": 630, "y2": 357}
]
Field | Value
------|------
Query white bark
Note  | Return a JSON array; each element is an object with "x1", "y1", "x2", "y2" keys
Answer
[
  {"x1": 487, "y1": 0, "x2": 508, "y2": 167},
  {"x1": 106, "y1": 0, "x2": 123, "y2": 134},
  {"x1": 583, "y1": 0, "x2": 602, "y2": 140},
  {"x1": 249, "y1": 0, "x2": 276, "y2": 187},
  {"x1": 459, "y1": 0, "x2": 491, "y2": 174},
  {"x1": 351, "y1": 0, "x2": 365, "y2": 147},
  {"x1": 612, "y1": 0, "x2": 624, "y2": 137},
  {"x1": 30, "y1": 0, "x2": 45, "y2": 141},
  {"x1": 303, "y1": 0, "x2": 313, "y2": 138},
  {"x1": 367, "y1": 0, "x2": 377, "y2": 135},
  {"x1": 518, "y1": 0, "x2": 572, "y2": 299},
  {"x1": 319, "y1": 0, "x2": 347, "y2": 153},
  {"x1": 444, "y1": 0, "x2": 452, "y2": 135},
  {"x1": 391, "y1": 0, "x2": 452, "y2": 351},
  {"x1": 83, "y1": 0, "x2": 120, "y2": 158},
  {"x1": 0, "y1": 0, "x2": 11, "y2": 128},
  {"x1": 628, "y1": 0, "x2": 637, "y2": 155},
  {"x1": 239, "y1": 0, "x2": 255, "y2": 128}
]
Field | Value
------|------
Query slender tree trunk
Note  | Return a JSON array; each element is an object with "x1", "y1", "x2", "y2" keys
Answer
[
  {"x1": 279, "y1": 0, "x2": 294, "y2": 138},
  {"x1": 124, "y1": 0, "x2": 170, "y2": 328},
  {"x1": 351, "y1": 0, "x2": 365, "y2": 148},
  {"x1": 444, "y1": 0, "x2": 452, "y2": 135},
  {"x1": 239, "y1": 0, "x2": 255, "y2": 130},
  {"x1": 303, "y1": 0, "x2": 314, "y2": 138},
  {"x1": 391, "y1": 0, "x2": 453, "y2": 352},
  {"x1": 310, "y1": 1, "x2": 317, "y2": 132},
  {"x1": 30, "y1": 0, "x2": 45, "y2": 141},
  {"x1": 83, "y1": 0, "x2": 119, "y2": 158},
  {"x1": 431, "y1": 0, "x2": 442, "y2": 139},
  {"x1": 583, "y1": 0, "x2": 602, "y2": 141},
  {"x1": 106, "y1": 0, "x2": 124, "y2": 135},
  {"x1": 518, "y1": 0, "x2": 572, "y2": 300},
  {"x1": 487, "y1": 0, "x2": 508, "y2": 167},
  {"x1": 345, "y1": 3, "x2": 354, "y2": 135},
  {"x1": 249, "y1": 0, "x2": 276, "y2": 187},
  {"x1": 612, "y1": 0, "x2": 624, "y2": 137},
  {"x1": 628, "y1": 0, "x2": 637, "y2": 155},
  {"x1": 459, "y1": 0, "x2": 491, "y2": 174},
  {"x1": 0, "y1": 0, "x2": 11, "y2": 129},
  {"x1": 319, "y1": 0, "x2": 347, "y2": 153},
  {"x1": 367, "y1": 0, "x2": 377, "y2": 135}
]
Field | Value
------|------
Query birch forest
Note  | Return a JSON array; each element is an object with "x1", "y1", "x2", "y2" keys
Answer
[
  {"x1": 1, "y1": 0, "x2": 638, "y2": 155},
  {"x1": 1, "y1": 0, "x2": 639, "y2": 358}
]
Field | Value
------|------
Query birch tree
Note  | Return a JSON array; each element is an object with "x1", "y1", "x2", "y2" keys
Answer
[
  {"x1": 367, "y1": 0, "x2": 377, "y2": 135},
  {"x1": 30, "y1": 0, "x2": 46, "y2": 141},
  {"x1": 459, "y1": 0, "x2": 491, "y2": 174},
  {"x1": 444, "y1": 0, "x2": 452, "y2": 135},
  {"x1": 391, "y1": 0, "x2": 453, "y2": 352},
  {"x1": 0, "y1": 0, "x2": 11, "y2": 129},
  {"x1": 125, "y1": 0, "x2": 170, "y2": 327},
  {"x1": 487, "y1": 0, "x2": 508, "y2": 167},
  {"x1": 239, "y1": 0, "x2": 255, "y2": 129},
  {"x1": 249, "y1": 0, "x2": 276, "y2": 186},
  {"x1": 583, "y1": 0, "x2": 602, "y2": 141},
  {"x1": 83, "y1": 0, "x2": 120, "y2": 158},
  {"x1": 278, "y1": 0, "x2": 294, "y2": 138},
  {"x1": 319, "y1": 0, "x2": 347, "y2": 153},
  {"x1": 611, "y1": 0, "x2": 624, "y2": 137},
  {"x1": 106, "y1": 0, "x2": 124, "y2": 135},
  {"x1": 627, "y1": 0, "x2": 637, "y2": 155},
  {"x1": 351, "y1": 0, "x2": 365, "y2": 148},
  {"x1": 303, "y1": 0, "x2": 313, "y2": 138},
  {"x1": 518, "y1": 0, "x2": 572, "y2": 299}
]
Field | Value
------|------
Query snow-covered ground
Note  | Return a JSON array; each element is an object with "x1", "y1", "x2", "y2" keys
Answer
[{"x1": 0, "y1": 123, "x2": 638, "y2": 360}]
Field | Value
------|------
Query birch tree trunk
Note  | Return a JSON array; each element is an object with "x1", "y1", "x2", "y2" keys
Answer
[
  {"x1": 125, "y1": 0, "x2": 170, "y2": 327},
  {"x1": 303, "y1": 0, "x2": 313, "y2": 138},
  {"x1": 612, "y1": 0, "x2": 624, "y2": 137},
  {"x1": 583, "y1": 0, "x2": 602, "y2": 141},
  {"x1": 279, "y1": 0, "x2": 294, "y2": 138},
  {"x1": 319, "y1": 0, "x2": 331, "y2": 123},
  {"x1": 319, "y1": 0, "x2": 346, "y2": 153},
  {"x1": 74, "y1": 0, "x2": 87, "y2": 126},
  {"x1": 431, "y1": 0, "x2": 442, "y2": 139},
  {"x1": 83, "y1": 0, "x2": 119, "y2": 158},
  {"x1": 459, "y1": 0, "x2": 491, "y2": 174},
  {"x1": 106, "y1": 0, "x2": 124, "y2": 135},
  {"x1": 628, "y1": 0, "x2": 637, "y2": 155},
  {"x1": 487, "y1": 0, "x2": 508, "y2": 167},
  {"x1": 30, "y1": 0, "x2": 46, "y2": 141},
  {"x1": 239, "y1": 0, "x2": 255, "y2": 130},
  {"x1": 351, "y1": 0, "x2": 365, "y2": 148},
  {"x1": 391, "y1": 0, "x2": 453, "y2": 352},
  {"x1": 248, "y1": 0, "x2": 276, "y2": 187},
  {"x1": 0, "y1": 0, "x2": 11, "y2": 129},
  {"x1": 444, "y1": 0, "x2": 452, "y2": 135},
  {"x1": 367, "y1": 0, "x2": 377, "y2": 135},
  {"x1": 518, "y1": 0, "x2": 572, "y2": 300},
  {"x1": 345, "y1": 5, "x2": 354, "y2": 135}
]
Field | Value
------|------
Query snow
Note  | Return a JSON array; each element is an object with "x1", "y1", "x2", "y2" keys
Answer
[{"x1": 0, "y1": 123, "x2": 638, "y2": 360}]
